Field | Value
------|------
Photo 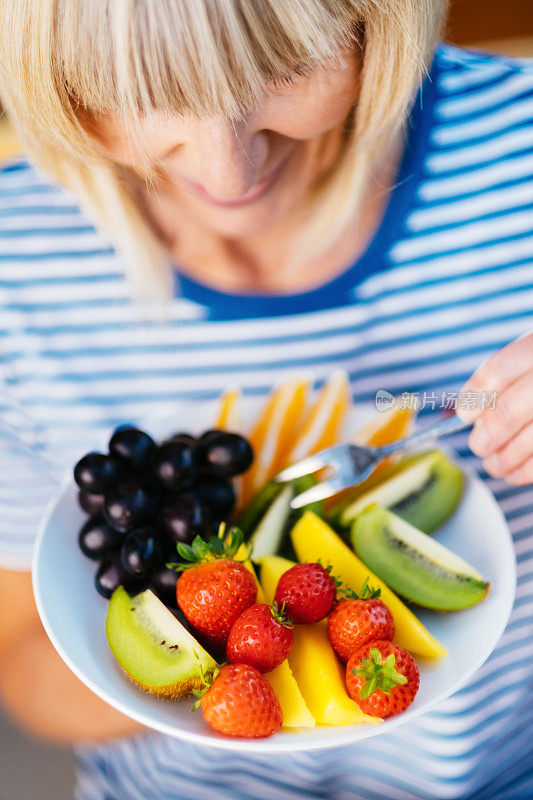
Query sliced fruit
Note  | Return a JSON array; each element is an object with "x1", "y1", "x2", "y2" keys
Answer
[
  {"x1": 353, "y1": 401, "x2": 416, "y2": 447},
  {"x1": 248, "y1": 484, "x2": 294, "y2": 562},
  {"x1": 259, "y1": 554, "x2": 295, "y2": 604},
  {"x1": 242, "y1": 557, "x2": 267, "y2": 603},
  {"x1": 264, "y1": 660, "x2": 315, "y2": 728},
  {"x1": 351, "y1": 506, "x2": 489, "y2": 611},
  {"x1": 283, "y1": 370, "x2": 350, "y2": 465},
  {"x1": 240, "y1": 377, "x2": 310, "y2": 507},
  {"x1": 106, "y1": 587, "x2": 216, "y2": 698},
  {"x1": 340, "y1": 450, "x2": 464, "y2": 533},
  {"x1": 290, "y1": 512, "x2": 447, "y2": 658},
  {"x1": 237, "y1": 481, "x2": 284, "y2": 538},
  {"x1": 213, "y1": 387, "x2": 242, "y2": 431},
  {"x1": 289, "y1": 622, "x2": 380, "y2": 726}
]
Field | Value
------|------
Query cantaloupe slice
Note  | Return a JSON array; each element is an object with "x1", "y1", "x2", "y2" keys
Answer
[
  {"x1": 240, "y1": 376, "x2": 310, "y2": 508},
  {"x1": 290, "y1": 512, "x2": 447, "y2": 659}
]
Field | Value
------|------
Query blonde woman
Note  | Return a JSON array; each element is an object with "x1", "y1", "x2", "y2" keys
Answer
[{"x1": 0, "y1": 1, "x2": 532, "y2": 798}]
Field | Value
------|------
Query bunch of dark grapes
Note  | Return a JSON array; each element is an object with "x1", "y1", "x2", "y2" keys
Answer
[{"x1": 74, "y1": 426, "x2": 253, "y2": 607}]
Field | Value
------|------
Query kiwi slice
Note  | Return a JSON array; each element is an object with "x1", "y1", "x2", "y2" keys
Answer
[
  {"x1": 339, "y1": 450, "x2": 464, "y2": 533},
  {"x1": 351, "y1": 506, "x2": 489, "y2": 611},
  {"x1": 106, "y1": 587, "x2": 216, "y2": 698}
]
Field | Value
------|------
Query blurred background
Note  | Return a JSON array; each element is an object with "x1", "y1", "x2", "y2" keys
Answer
[{"x1": 0, "y1": 1, "x2": 532, "y2": 799}]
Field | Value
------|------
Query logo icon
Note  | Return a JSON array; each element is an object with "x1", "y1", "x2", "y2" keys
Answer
[{"x1": 375, "y1": 390, "x2": 395, "y2": 412}]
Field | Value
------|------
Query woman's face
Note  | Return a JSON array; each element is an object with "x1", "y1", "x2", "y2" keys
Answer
[{"x1": 95, "y1": 52, "x2": 360, "y2": 238}]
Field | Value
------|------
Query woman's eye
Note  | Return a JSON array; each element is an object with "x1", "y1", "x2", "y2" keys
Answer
[{"x1": 270, "y1": 63, "x2": 314, "y2": 89}]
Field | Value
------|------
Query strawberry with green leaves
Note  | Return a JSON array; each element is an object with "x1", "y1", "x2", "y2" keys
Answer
[
  {"x1": 327, "y1": 578, "x2": 395, "y2": 662},
  {"x1": 195, "y1": 662, "x2": 283, "y2": 738},
  {"x1": 172, "y1": 527, "x2": 256, "y2": 651},
  {"x1": 226, "y1": 602, "x2": 293, "y2": 673},
  {"x1": 346, "y1": 640, "x2": 420, "y2": 718}
]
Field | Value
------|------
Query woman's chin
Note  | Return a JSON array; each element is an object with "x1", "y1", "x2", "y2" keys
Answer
[{"x1": 187, "y1": 192, "x2": 301, "y2": 239}]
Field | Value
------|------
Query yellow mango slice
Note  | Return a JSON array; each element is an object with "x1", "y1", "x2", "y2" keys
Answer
[
  {"x1": 265, "y1": 660, "x2": 315, "y2": 728},
  {"x1": 241, "y1": 556, "x2": 266, "y2": 603},
  {"x1": 290, "y1": 512, "x2": 447, "y2": 659},
  {"x1": 259, "y1": 554, "x2": 295, "y2": 604},
  {"x1": 290, "y1": 622, "x2": 378, "y2": 726}
]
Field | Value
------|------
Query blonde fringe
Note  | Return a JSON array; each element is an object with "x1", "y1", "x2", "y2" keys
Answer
[{"x1": 0, "y1": 0, "x2": 447, "y2": 302}]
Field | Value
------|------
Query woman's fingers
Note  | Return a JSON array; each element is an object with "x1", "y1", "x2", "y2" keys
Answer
[
  {"x1": 459, "y1": 332, "x2": 533, "y2": 423},
  {"x1": 468, "y1": 366, "x2": 533, "y2": 459},
  {"x1": 483, "y1": 419, "x2": 533, "y2": 478},
  {"x1": 503, "y1": 456, "x2": 533, "y2": 487}
]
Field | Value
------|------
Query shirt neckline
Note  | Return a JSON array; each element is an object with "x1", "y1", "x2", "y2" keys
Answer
[{"x1": 175, "y1": 47, "x2": 440, "y2": 318}]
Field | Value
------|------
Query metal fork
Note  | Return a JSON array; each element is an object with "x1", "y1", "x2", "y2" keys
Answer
[{"x1": 275, "y1": 414, "x2": 470, "y2": 509}]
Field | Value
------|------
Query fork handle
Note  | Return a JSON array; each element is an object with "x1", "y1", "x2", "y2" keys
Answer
[{"x1": 377, "y1": 414, "x2": 471, "y2": 458}]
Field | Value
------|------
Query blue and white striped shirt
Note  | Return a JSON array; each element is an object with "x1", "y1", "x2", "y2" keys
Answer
[{"x1": 1, "y1": 44, "x2": 532, "y2": 800}]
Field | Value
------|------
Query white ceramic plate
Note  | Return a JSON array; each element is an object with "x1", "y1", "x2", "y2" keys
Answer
[{"x1": 32, "y1": 400, "x2": 516, "y2": 752}]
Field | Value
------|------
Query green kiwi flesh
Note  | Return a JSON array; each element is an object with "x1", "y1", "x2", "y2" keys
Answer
[
  {"x1": 350, "y1": 505, "x2": 489, "y2": 610},
  {"x1": 340, "y1": 449, "x2": 464, "y2": 533},
  {"x1": 106, "y1": 588, "x2": 216, "y2": 698}
]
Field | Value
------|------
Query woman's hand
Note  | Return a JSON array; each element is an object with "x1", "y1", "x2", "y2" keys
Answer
[{"x1": 458, "y1": 333, "x2": 533, "y2": 486}]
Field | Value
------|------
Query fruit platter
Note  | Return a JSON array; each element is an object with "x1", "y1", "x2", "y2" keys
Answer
[{"x1": 32, "y1": 372, "x2": 516, "y2": 751}]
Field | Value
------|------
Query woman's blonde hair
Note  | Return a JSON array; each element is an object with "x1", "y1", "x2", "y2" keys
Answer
[{"x1": 0, "y1": 0, "x2": 447, "y2": 301}]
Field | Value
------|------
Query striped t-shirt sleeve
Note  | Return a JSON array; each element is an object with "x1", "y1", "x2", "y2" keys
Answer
[{"x1": 0, "y1": 373, "x2": 60, "y2": 570}]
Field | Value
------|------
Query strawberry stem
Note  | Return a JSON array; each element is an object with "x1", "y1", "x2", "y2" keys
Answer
[
  {"x1": 191, "y1": 651, "x2": 221, "y2": 711},
  {"x1": 168, "y1": 526, "x2": 249, "y2": 571},
  {"x1": 338, "y1": 576, "x2": 381, "y2": 601},
  {"x1": 271, "y1": 601, "x2": 293, "y2": 628},
  {"x1": 351, "y1": 648, "x2": 407, "y2": 700}
]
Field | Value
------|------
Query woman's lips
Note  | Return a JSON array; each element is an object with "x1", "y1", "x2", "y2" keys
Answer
[{"x1": 179, "y1": 161, "x2": 286, "y2": 209}]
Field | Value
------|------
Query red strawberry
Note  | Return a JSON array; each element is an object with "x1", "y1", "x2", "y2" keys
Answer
[
  {"x1": 346, "y1": 640, "x2": 420, "y2": 718},
  {"x1": 173, "y1": 527, "x2": 256, "y2": 650},
  {"x1": 226, "y1": 603, "x2": 293, "y2": 673},
  {"x1": 274, "y1": 562, "x2": 336, "y2": 624},
  {"x1": 327, "y1": 581, "x2": 394, "y2": 662},
  {"x1": 200, "y1": 663, "x2": 283, "y2": 738}
]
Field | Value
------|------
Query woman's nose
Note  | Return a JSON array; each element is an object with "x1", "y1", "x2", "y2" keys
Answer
[{"x1": 181, "y1": 117, "x2": 269, "y2": 200}]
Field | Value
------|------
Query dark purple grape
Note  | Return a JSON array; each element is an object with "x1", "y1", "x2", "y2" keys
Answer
[
  {"x1": 109, "y1": 426, "x2": 156, "y2": 471},
  {"x1": 78, "y1": 489, "x2": 105, "y2": 516},
  {"x1": 95, "y1": 556, "x2": 147, "y2": 599},
  {"x1": 120, "y1": 527, "x2": 164, "y2": 576},
  {"x1": 167, "y1": 432, "x2": 197, "y2": 448},
  {"x1": 74, "y1": 452, "x2": 124, "y2": 494},
  {"x1": 198, "y1": 429, "x2": 224, "y2": 446},
  {"x1": 94, "y1": 556, "x2": 123, "y2": 598},
  {"x1": 159, "y1": 494, "x2": 211, "y2": 544},
  {"x1": 150, "y1": 563, "x2": 179, "y2": 607},
  {"x1": 197, "y1": 432, "x2": 253, "y2": 478},
  {"x1": 193, "y1": 476, "x2": 236, "y2": 517},
  {"x1": 152, "y1": 441, "x2": 198, "y2": 491},
  {"x1": 78, "y1": 516, "x2": 123, "y2": 560},
  {"x1": 103, "y1": 481, "x2": 154, "y2": 533}
]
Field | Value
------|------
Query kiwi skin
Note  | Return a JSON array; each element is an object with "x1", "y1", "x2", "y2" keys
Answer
[
  {"x1": 390, "y1": 453, "x2": 464, "y2": 533},
  {"x1": 126, "y1": 674, "x2": 204, "y2": 700}
]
